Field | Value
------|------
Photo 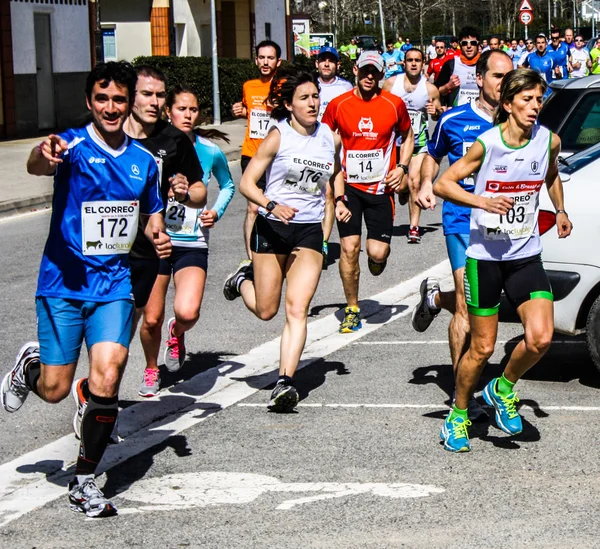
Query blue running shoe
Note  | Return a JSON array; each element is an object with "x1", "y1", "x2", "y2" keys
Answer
[
  {"x1": 483, "y1": 379, "x2": 522, "y2": 435},
  {"x1": 440, "y1": 414, "x2": 472, "y2": 452}
]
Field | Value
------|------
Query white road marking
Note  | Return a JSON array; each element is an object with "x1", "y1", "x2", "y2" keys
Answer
[
  {"x1": 116, "y1": 472, "x2": 445, "y2": 513},
  {"x1": 0, "y1": 260, "x2": 452, "y2": 527},
  {"x1": 357, "y1": 340, "x2": 586, "y2": 345},
  {"x1": 239, "y1": 403, "x2": 600, "y2": 412}
]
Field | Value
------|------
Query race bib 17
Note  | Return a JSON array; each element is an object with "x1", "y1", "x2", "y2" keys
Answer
[
  {"x1": 249, "y1": 109, "x2": 271, "y2": 139},
  {"x1": 82, "y1": 201, "x2": 139, "y2": 255}
]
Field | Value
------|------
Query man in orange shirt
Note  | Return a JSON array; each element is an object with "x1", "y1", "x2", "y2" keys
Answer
[
  {"x1": 232, "y1": 40, "x2": 282, "y2": 258},
  {"x1": 322, "y1": 51, "x2": 414, "y2": 333}
]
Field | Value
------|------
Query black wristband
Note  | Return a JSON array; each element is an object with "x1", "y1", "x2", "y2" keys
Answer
[
  {"x1": 556, "y1": 209, "x2": 568, "y2": 216},
  {"x1": 177, "y1": 192, "x2": 191, "y2": 204},
  {"x1": 334, "y1": 195, "x2": 348, "y2": 205}
]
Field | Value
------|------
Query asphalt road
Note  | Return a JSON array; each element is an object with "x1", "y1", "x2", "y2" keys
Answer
[{"x1": 1, "y1": 161, "x2": 599, "y2": 548}]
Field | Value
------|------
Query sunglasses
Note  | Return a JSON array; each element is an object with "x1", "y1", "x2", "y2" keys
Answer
[
  {"x1": 526, "y1": 41, "x2": 533, "y2": 44},
  {"x1": 575, "y1": 38, "x2": 584, "y2": 42},
  {"x1": 460, "y1": 40, "x2": 478, "y2": 47}
]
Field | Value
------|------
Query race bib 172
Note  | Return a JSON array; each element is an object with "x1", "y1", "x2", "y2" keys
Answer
[{"x1": 81, "y1": 201, "x2": 139, "y2": 255}]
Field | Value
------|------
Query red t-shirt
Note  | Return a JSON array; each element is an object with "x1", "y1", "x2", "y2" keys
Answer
[
  {"x1": 427, "y1": 54, "x2": 452, "y2": 80},
  {"x1": 322, "y1": 90, "x2": 411, "y2": 195}
]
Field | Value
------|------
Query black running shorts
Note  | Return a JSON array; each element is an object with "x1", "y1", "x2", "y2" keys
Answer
[
  {"x1": 464, "y1": 254, "x2": 553, "y2": 316},
  {"x1": 130, "y1": 256, "x2": 160, "y2": 309},
  {"x1": 251, "y1": 215, "x2": 323, "y2": 255},
  {"x1": 241, "y1": 155, "x2": 267, "y2": 191},
  {"x1": 158, "y1": 246, "x2": 208, "y2": 276},
  {"x1": 337, "y1": 184, "x2": 395, "y2": 244}
]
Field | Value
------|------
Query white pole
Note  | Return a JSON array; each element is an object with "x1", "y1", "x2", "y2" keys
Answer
[
  {"x1": 378, "y1": 0, "x2": 386, "y2": 47},
  {"x1": 525, "y1": 24, "x2": 528, "y2": 40},
  {"x1": 210, "y1": 0, "x2": 221, "y2": 125}
]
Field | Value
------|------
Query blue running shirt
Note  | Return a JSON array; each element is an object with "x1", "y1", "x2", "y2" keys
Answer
[
  {"x1": 37, "y1": 124, "x2": 163, "y2": 302},
  {"x1": 524, "y1": 51, "x2": 555, "y2": 86},
  {"x1": 427, "y1": 102, "x2": 493, "y2": 235}
]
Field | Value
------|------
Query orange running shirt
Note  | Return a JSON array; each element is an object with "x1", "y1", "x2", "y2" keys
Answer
[
  {"x1": 241, "y1": 78, "x2": 273, "y2": 158},
  {"x1": 322, "y1": 89, "x2": 411, "y2": 195}
]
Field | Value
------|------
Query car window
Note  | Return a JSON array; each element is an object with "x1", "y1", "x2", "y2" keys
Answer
[
  {"x1": 558, "y1": 92, "x2": 600, "y2": 152},
  {"x1": 560, "y1": 141, "x2": 600, "y2": 174}
]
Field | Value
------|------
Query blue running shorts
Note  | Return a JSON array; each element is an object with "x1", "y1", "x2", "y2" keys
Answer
[
  {"x1": 36, "y1": 297, "x2": 134, "y2": 365},
  {"x1": 445, "y1": 233, "x2": 470, "y2": 272}
]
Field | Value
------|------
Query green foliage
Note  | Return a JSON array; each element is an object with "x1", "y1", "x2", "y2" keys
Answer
[
  {"x1": 132, "y1": 55, "x2": 356, "y2": 122},
  {"x1": 132, "y1": 56, "x2": 261, "y2": 122}
]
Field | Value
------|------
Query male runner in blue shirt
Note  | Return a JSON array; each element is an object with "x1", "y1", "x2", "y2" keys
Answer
[
  {"x1": 523, "y1": 35, "x2": 556, "y2": 91},
  {"x1": 1, "y1": 61, "x2": 171, "y2": 518}
]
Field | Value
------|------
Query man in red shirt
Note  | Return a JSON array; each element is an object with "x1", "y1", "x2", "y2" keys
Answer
[
  {"x1": 322, "y1": 51, "x2": 414, "y2": 333},
  {"x1": 427, "y1": 40, "x2": 452, "y2": 81}
]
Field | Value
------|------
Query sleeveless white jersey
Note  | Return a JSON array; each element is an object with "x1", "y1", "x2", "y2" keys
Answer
[
  {"x1": 318, "y1": 77, "x2": 354, "y2": 121},
  {"x1": 261, "y1": 119, "x2": 336, "y2": 223},
  {"x1": 390, "y1": 74, "x2": 429, "y2": 146},
  {"x1": 467, "y1": 124, "x2": 552, "y2": 261},
  {"x1": 453, "y1": 57, "x2": 478, "y2": 106}
]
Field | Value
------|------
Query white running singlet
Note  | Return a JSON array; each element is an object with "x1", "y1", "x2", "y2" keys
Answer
[
  {"x1": 318, "y1": 77, "x2": 354, "y2": 122},
  {"x1": 467, "y1": 124, "x2": 552, "y2": 261},
  {"x1": 453, "y1": 57, "x2": 478, "y2": 106},
  {"x1": 390, "y1": 73, "x2": 429, "y2": 145},
  {"x1": 261, "y1": 119, "x2": 336, "y2": 223}
]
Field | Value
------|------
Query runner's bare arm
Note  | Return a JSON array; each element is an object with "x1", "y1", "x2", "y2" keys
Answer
[
  {"x1": 417, "y1": 154, "x2": 442, "y2": 210},
  {"x1": 27, "y1": 135, "x2": 69, "y2": 176},
  {"x1": 425, "y1": 83, "x2": 443, "y2": 121},
  {"x1": 545, "y1": 132, "x2": 572, "y2": 239},
  {"x1": 331, "y1": 133, "x2": 351, "y2": 223},
  {"x1": 142, "y1": 212, "x2": 172, "y2": 259},
  {"x1": 381, "y1": 76, "x2": 396, "y2": 92},
  {"x1": 169, "y1": 174, "x2": 207, "y2": 209},
  {"x1": 435, "y1": 140, "x2": 513, "y2": 214}
]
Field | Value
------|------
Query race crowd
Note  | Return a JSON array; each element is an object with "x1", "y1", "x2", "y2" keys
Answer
[{"x1": 1, "y1": 23, "x2": 577, "y2": 517}]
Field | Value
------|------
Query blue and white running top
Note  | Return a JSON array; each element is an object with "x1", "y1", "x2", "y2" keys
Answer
[
  {"x1": 165, "y1": 134, "x2": 235, "y2": 248},
  {"x1": 427, "y1": 101, "x2": 493, "y2": 235},
  {"x1": 37, "y1": 123, "x2": 162, "y2": 302}
]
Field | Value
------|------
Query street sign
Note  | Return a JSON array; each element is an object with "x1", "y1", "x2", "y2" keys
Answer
[
  {"x1": 520, "y1": 10, "x2": 533, "y2": 25},
  {"x1": 519, "y1": 0, "x2": 533, "y2": 11}
]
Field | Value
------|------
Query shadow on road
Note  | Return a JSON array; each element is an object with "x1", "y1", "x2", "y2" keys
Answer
[{"x1": 393, "y1": 223, "x2": 439, "y2": 238}]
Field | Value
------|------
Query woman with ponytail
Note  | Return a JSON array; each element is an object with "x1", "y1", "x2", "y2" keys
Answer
[
  {"x1": 223, "y1": 68, "x2": 351, "y2": 412},
  {"x1": 138, "y1": 85, "x2": 235, "y2": 397},
  {"x1": 433, "y1": 68, "x2": 572, "y2": 453}
]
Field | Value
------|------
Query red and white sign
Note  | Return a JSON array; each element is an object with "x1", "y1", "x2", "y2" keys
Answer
[
  {"x1": 519, "y1": 10, "x2": 533, "y2": 25},
  {"x1": 519, "y1": 0, "x2": 533, "y2": 10}
]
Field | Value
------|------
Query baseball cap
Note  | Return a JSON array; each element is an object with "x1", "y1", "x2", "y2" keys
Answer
[
  {"x1": 356, "y1": 51, "x2": 384, "y2": 72},
  {"x1": 317, "y1": 46, "x2": 339, "y2": 60}
]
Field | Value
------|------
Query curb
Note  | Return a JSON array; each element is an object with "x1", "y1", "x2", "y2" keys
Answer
[
  {"x1": 0, "y1": 193, "x2": 53, "y2": 220},
  {"x1": 0, "y1": 149, "x2": 242, "y2": 220}
]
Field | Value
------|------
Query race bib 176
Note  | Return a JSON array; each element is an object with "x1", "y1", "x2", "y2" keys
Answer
[{"x1": 285, "y1": 155, "x2": 334, "y2": 195}]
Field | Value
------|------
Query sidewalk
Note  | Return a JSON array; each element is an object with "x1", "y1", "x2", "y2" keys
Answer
[{"x1": 0, "y1": 119, "x2": 246, "y2": 219}]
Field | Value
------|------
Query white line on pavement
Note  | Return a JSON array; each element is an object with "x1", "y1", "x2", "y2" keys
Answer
[
  {"x1": 0, "y1": 260, "x2": 452, "y2": 527},
  {"x1": 238, "y1": 403, "x2": 600, "y2": 411},
  {"x1": 356, "y1": 340, "x2": 586, "y2": 345}
]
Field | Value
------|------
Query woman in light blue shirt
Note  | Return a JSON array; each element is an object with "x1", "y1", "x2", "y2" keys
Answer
[{"x1": 138, "y1": 85, "x2": 235, "y2": 397}]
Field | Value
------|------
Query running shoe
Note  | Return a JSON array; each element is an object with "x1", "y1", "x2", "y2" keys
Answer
[
  {"x1": 322, "y1": 240, "x2": 329, "y2": 270},
  {"x1": 164, "y1": 317, "x2": 185, "y2": 372},
  {"x1": 411, "y1": 277, "x2": 441, "y2": 332},
  {"x1": 68, "y1": 475, "x2": 117, "y2": 518},
  {"x1": 339, "y1": 306, "x2": 362, "y2": 333},
  {"x1": 398, "y1": 189, "x2": 410, "y2": 206},
  {"x1": 268, "y1": 379, "x2": 299, "y2": 412},
  {"x1": 71, "y1": 378, "x2": 88, "y2": 440},
  {"x1": 440, "y1": 414, "x2": 472, "y2": 452},
  {"x1": 468, "y1": 396, "x2": 489, "y2": 423},
  {"x1": 483, "y1": 379, "x2": 522, "y2": 435},
  {"x1": 138, "y1": 368, "x2": 161, "y2": 398},
  {"x1": 223, "y1": 260, "x2": 253, "y2": 301},
  {"x1": 1, "y1": 341, "x2": 39, "y2": 413},
  {"x1": 407, "y1": 226, "x2": 421, "y2": 244},
  {"x1": 367, "y1": 256, "x2": 387, "y2": 276}
]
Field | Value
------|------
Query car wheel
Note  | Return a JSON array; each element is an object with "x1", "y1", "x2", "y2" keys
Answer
[{"x1": 586, "y1": 294, "x2": 600, "y2": 372}]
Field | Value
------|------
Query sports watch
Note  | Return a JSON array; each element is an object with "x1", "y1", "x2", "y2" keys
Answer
[
  {"x1": 266, "y1": 201, "x2": 277, "y2": 212},
  {"x1": 334, "y1": 195, "x2": 348, "y2": 206},
  {"x1": 397, "y1": 164, "x2": 409, "y2": 175}
]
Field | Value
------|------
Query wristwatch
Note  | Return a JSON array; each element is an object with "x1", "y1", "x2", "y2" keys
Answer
[
  {"x1": 334, "y1": 195, "x2": 348, "y2": 206},
  {"x1": 397, "y1": 164, "x2": 409, "y2": 175},
  {"x1": 266, "y1": 200, "x2": 277, "y2": 212},
  {"x1": 556, "y1": 209, "x2": 568, "y2": 216},
  {"x1": 177, "y1": 192, "x2": 191, "y2": 204}
]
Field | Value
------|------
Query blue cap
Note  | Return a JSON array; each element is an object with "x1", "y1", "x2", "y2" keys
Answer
[{"x1": 317, "y1": 46, "x2": 339, "y2": 60}]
